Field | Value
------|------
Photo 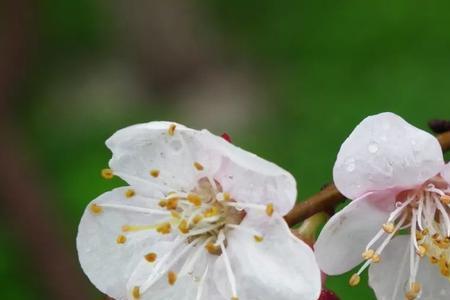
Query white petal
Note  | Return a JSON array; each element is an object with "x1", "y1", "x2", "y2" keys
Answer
[
  {"x1": 369, "y1": 235, "x2": 450, "y2": 300},
  {"x1": 107, "y1": 121, "x2": 296, "y2": 215},
  {"x1": 334, "y1": 112, "x2": 444, "y2": 199},
  {"x1": 441, "y1": 162, "x2": 450, "y2": 183},
  {"x1": 200, "y1": 129, "x2": 297, "y2": 216},
  {"x1": 213, "y1": 215, "x2": 321, "y2": 300},
  {"x1": 106, "y1": 122, "x2": 212, "y2": 194},
  {"x1": 315, "y1": 191, "x2": 395, "y2": 275},
  {"x1": 76, "y1": 187, "x2": 174, "y2": 300}
]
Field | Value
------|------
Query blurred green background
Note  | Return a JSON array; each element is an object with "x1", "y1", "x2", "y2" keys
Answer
[{"x1": 2, "y1": 0, "x2": 450, "y2": 299}]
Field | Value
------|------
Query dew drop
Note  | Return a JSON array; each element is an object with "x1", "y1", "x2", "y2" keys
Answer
[
  {"x1": 345, "y1": 158, "x2": 356, "y2": 172},
  {"x1": 368, "y1": 142, "x2": 378, "y2": 153}
]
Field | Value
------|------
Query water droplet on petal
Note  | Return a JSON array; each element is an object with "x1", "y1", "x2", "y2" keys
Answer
[
  {"x1": 368, "y1": 142, "x2": 378, "y2": 153},
  {"x1": 345, "y1": 158, "x2": 356, "y2": 172}
]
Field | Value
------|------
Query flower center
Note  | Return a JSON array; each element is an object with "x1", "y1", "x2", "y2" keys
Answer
[{"x1": 349, "y1": 178, "x2": 450, "y2": 300}]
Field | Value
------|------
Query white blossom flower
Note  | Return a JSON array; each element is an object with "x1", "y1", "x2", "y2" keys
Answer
[
  {"x1": 315, "y1": 112, "x2": 450, "y2": 300},
  {"x1": 77, "y1": 121, "x2": 321, "y2": 300}
]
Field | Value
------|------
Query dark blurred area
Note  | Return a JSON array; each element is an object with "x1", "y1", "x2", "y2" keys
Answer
[{"x1": 1, "y1": 0, "x2": 450, "y2": 299}]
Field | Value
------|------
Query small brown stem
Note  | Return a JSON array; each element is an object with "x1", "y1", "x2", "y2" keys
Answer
[{"x1": 284, "y1": 131, "x2": 450, "y2": 227}]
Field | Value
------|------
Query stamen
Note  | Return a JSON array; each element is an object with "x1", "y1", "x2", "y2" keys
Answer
[
  {"x1": 116, "y1": 235, "x2": 127, "y2": 244},
  {"x1": 89, "y1": 203, "x2": 103, "y2": 215},
  {"x1": 132, "y1": 286, "x2": 140, "y2": 299},
  {"x1": 168, "y1": 271, "x2": 177, "y2": 285},
  {"x1": 145, "y1": 252, "x2": 157, "y2": 263},
  {"x1": 382, "y1": 223, "x2": 395, "y2": 233},
  {"x1": 205, "y1": 242, "x2": 221, "y2": 255},
  {"x1": 193, "y1": 162, "x2": 204, "y2": 171},
  {"x1": 99, "y1": 204, "x2": 171, "y2": 216},
  {"x1": 195, "y1": 266, "x2": 209, "y2": 300},
  {"x1": 254, "y1": 235, "x2": 264, "y2": 242},
  {"x1": 362, "y1": 249, "x2": 375, "y2": 260},
  {"x1": 405, "y1": 282, "x2": 421, "y2": 300},
  {"x1": 179, "y1": 238, "x2": 213, "y2": 277},
  {"x1": 178, "y1": 219, "x2": 190, "y2": 234},
  {"x1": 140, "y1": 239, "x2": 194, "y2": 293},
  {"x1": 168, "y1": 124, "x2": 176, "y2": 136},
  {"x1": 226, "y1": 224, "x2": 264, "y2": 243},
  {"x1": 166, "y1": 198, "x2": 179, "y2": 210},
  {"x1": 349, "y1": 273, "x2": 360, "y2": 287},
  {"x1": 435, "y1": 198, "x2": 450, "y2": 236},
  {"x1": 125, "y1": 189, "x2": 136, "y2": 198},
  {"x1": 122, "y1": 224, "x2": 153, "y2": 232},
  {"x1": 266, "y1": 203, "x2": 274, "y2": 217},
  {"x1": 171, "y1": 210, "x2": 181, "y2": 219},
  {"x1": 192, "y1": 215, "x2": 203, "y2": 225},
  {"x1": 150, "y1": 169, "x2": 160, "y2": 178},
  {"x1": 219, "y1": 235, "x2": 238, "y2": 299},
  {"x1": 156, "y1": 222, "x2": 172, "y2": 234},
  {"x1": 442, "y1": 195, "x2": 450, "y2": 205},
  {"x1": 101, "y1": 168, "x2": 114, "y2": 179},
  {"x1": 187, "y1": 193, "x2": 202, "y2": 207},
  {"x1": 159, "y1": 200, "x2": 167, "y2": 207}
]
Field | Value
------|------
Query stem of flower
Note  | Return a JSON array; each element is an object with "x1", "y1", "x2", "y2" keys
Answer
[{"x1": 284, "y1": 131, "x2": 450, "y2": 227}]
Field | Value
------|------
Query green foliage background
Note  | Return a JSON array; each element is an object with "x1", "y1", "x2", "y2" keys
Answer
[{"x1": 4, "y1": 0, "x2": 450, "y2": 299}]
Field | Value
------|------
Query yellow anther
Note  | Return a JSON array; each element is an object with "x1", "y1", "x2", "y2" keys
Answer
[
  {"x1": 158, "y1": 200, "x2": 167, "y2": 207},
  {"x1": 116, "y1": 235, "x2": 127, "y2": 244},
  {"x1": 132, "y1": 286, "x2": 140, "y2": 299},
  {"x1": 178, "y1": 219, "x2": 190, "y2": 234},
  {"x1": 362, "y1": 249, "x2": 375, "y2": 260},
  {"x1": 145, "y1": 252, "x2": 157, "y2": 263},
  {"x1": 168, "y1": 271, "x2": 177, "y2": 285},
  {"x1": 349, "y1": 273, "x2": 360, "y2": 287},
  {"x1": 156, "y1": 222, "x2": 172, "y2": 234},
  {"x1": 101, "y1": 168, "x2": 114, "y2": 179},
  {"x1": 89, "y1": 203, "x2": 103, "y2": 215},
  {"x1": 205, "y1": 242, "x2": 221, "y2": 255},
  {"x1": 203, "y1": 206, "x2": 219, "y2": 218},
  {"x1": 265, "y1": 203, "x2": 274, "y2": 217},
  {"x1": 231, "y1": 297, "x2": 239, "y2": 300},
  {"x1": 371, "y1": 253, "x2": 381, "y2": 263},
  {"x1": 417, "y1": 245, "x2": 427, "y2": 257},
  {"x1": 193, "y1": 162, "x2": 204, "y2": 171},
  {"x1": 223, "y1": 192, "x2": 231, "y2": 201},
  {"x1": 254, "y1": 235, "x2": 264, "y2": 243},
  {"x1": 430, "y1": 256, "x2": 439, "y2": 264},
  {"x1": 125, "y1": 189, "x2": 136, "y2": 198},
  {"x1": 415, "y1": 230, "x2": 423, "y2": 241},
  {"x1": 441, "y1": 195, "x2": 450, "y2": 205},
  {"x1": 121, "y1": 224, "x2": 152, "y2": 232},
  {"x1": 166, "y1": 198, "x2": 179, "y2": 210},
  {"x1": 170, "y1": 210, "x2": 181, "y2": 219},
  {"x1": 405, "y1": 282, "x2": 421, "y2": 300},
  {"x1": 382, "y1": 223, "x2": 395, "y2": 234},
  {"x1": 192, "y1": 215, "x2": 203, "y2": 225},
  {"x1": 187, "y1": 193, "x2": 202, "y2": 207},
  {"x1": 150, "y1": 169, "x2": 160, "y2": 178},
  {"x1": 168, "y1": 124, "x2": 176, "y2": 136}
]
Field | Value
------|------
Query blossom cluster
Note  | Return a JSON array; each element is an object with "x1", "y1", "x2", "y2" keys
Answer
[{"x1": 77, "y1": 113, "x2": 450, "y2": 300}]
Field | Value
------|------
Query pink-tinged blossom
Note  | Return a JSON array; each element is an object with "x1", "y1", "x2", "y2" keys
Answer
[
  {"x1": 77, "y1": 121, "x2": 321, "y2": 300},
  {"x1": 315, "y1": 112, "x2": 450, "y2": 300}
]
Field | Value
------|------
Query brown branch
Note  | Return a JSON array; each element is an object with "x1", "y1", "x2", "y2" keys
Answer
[{"x1": 284, "y1": 131, "x2": 450, "y2": 227}]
